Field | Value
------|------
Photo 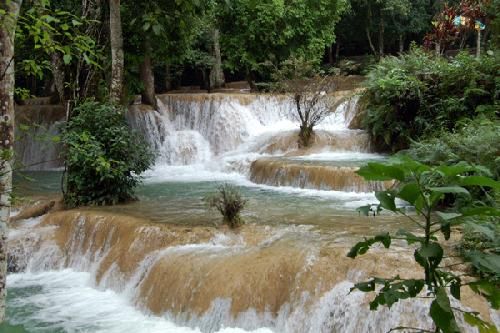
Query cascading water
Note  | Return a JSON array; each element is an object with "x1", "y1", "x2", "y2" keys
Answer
[
  {"x1": 7, "y1": 212, "x2": 498, "y2": 333},
  {"x1": 127, "y1": 92, "x2": 379, "y2": 193},
  {"x1": 10, "y1": 93, "x2": 498, "y2": 332}
]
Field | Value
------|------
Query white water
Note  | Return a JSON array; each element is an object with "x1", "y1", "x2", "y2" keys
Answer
[
  {"x1": 7, "y1": 270, "x2": 272, "y2": 333},
  {"x1": 9, "y1": 217, "x2": 495, "y2": 333},
  {"x1": 128, "y1": 93, "x2": 380, "y2": 202}
]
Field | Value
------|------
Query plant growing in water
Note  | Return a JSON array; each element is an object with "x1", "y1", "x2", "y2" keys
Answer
[
  {"x1": 205, "y1": 183, "x2": 247, "y2": 228},
  {"x1": 349, "y1": 156, "x2": 499, "y2": 332},
  {"x1": 61, "y1": 101, "x2": 154, "y2": 207},
  {"x1": 271, "y1": 57, "x2": 336, "y2": 148}
]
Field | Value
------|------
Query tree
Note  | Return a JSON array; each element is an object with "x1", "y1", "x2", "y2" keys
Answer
[
  {"x1": 220, "y1": 0, "x2": 346, "y2": 87},
  {"x1": 272, "y1": 57, "x2": 336, "y2": 148},
  {"x1": 0, "y1": 0, "x2": 22, "y2": 322},
  {"x1": 122, "y1": 0, "x2": 204, "y2": 106},
  {"x1": 61, "y1": 101, "x2": 153, "y2": 207},
  {"x1": 109, "y1": 0, "x2": 123, "y2": 104}
]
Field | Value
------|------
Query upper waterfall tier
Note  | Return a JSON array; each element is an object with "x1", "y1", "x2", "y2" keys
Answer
[{"x1": 127, "y1": 92, "x2": 368, "y2": 167}]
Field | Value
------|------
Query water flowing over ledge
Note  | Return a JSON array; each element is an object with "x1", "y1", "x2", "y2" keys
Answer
[{"x1": 8, "y1": 212, "x2": 497, "y2": 333}]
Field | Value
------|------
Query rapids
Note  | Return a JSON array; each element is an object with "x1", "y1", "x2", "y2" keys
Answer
[{"x1": 8, "y1": 93, "x2": 499, "y2": 332}]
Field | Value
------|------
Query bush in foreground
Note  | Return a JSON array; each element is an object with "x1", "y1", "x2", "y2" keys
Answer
[{"x1": 61, "y1": 101, "x2": 154, "y2": 207}]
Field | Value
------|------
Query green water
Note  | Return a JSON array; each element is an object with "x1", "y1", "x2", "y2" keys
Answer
[{"x1": 13, "y1": 171, "x2": 411, "y2": 237}]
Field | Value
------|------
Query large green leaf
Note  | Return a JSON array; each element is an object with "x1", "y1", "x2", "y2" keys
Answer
[
  {"x1": 398, "y1": 183, "x2": 420, "y2": 205},
  {"x1": 436, "y1": 163, "x2": 474, "y2": 178},
  {"x1": 461, "y1": 207, "x2": 500, "y2": 217},
  {"x1": 469, "y1": 281, "x2": 500, "y2": 309},
  {"x1": 375, "y1": 191, "x2": 397, "y2": 212},
  {"x1": 460, "y1": 176, "x2": 500, "y2": 190},
  {"x1": 435, "y1": 211, "x2": 462, "y2": 221},
  {"x1": 429, "y1": 186, "x2": 470, "y2": 196},
  {"x1": 466, "y1": 251, "x2": 500, "y2": 277},
  {"x1": 357, "y1": 163, "x2": 405, "y2": 181},
  {"x1": 429, "y1": 288, "x2": 460, "y2": 333}
]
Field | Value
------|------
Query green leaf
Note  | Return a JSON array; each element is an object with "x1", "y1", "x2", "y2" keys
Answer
[
  {"x1": 430, "y1": 288, "x2": 460, "y2": 333},
  {"x1": 429, "y1": 186, "x2": 470, "y2": 196},
  {"x1": 398, "y1": 183, "x2": 420, "y2": 205},
  {"x1": 464, "y1": 221, "x2": 496, "y2": 240},
  {"x1": 450, "y1": 278, "x2": 461, "y2": 300},
  {"x1": 396, "y1": 229, "x2": 424, "y2": 245},
  {"x1": 347, "y1": 233, "x2": 391, "y2": 258},
  {"x1": 415, "y1": 242, "x2": 444, "y2": 269},
  {"x1": 464, "y1": 312, "x2": 498, "y2": 333},
  {"x1": 461, "y1": 207, "x2": 500, "y2": 217},
  {"x1": 63, "y1": 54, "x2": 72, "y2": 65},
  {"x1": 375, "y1": 191, "x2": 397, "y2": 212},
  {"x1": 436, "y1": 164, "x2": 474, "y2": 178},
  {"x1": 152, "y1": 24, "x2": 161, "y2": 35},
  {"x1": 436, "y1": 211, "x2": 462, "y2": 221},
  {"x1": 460, "y1": 176, "x2": 500, "y2": 190},
  {"x1": 466, "y1": 252, "x2": 500, "y2": 278},
  {"x1": 357, "y1": 163, "x2": 405, "y2": 181},
  {"x1": 352, "y1": 280, "x2": 375, "y2": 292},
  {"x1": 469, "y1": 281, "x2": 500, "y2": 309},
  {"x1": 441, "y1": 222, "x2": 451, "y2": 240}
]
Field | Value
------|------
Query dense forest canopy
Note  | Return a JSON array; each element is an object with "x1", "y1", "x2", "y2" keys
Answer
[{"x1": 9, "y1": 0, "x2": 499, "y2": 102}]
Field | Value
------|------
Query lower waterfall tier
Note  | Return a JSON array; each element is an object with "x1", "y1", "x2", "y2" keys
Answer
[{"x1": 8, "y1": 211, "x2": 497, "y2": 333}]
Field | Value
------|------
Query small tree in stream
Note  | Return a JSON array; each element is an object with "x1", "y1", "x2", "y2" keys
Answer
[
  {"x1": 61, "y1": 101, "x2": 154, "y2": 207},
  {"x1": 205, "y1": 183, "x2": 246, "y2": 229},
  {"x1": 272, "y1": 57, "x2": 336, "y2": 148},
  {"x1": 349, "y1": 156, "x2": 500, "y2": 332}
]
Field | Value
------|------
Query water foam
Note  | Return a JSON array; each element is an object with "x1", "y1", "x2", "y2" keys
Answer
[{"x1": 7, "y1": 270, "x2": 272, "y2": 333}]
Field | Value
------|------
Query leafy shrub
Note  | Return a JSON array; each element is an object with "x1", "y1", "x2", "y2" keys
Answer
[
  {"x1": 362, "y1": 47, "x2": 499, "y2": 151},
  {"x1": 205, "y1": 183, "x2": 246, "y2": 228},
  {"x1": 61, "y1": 101, "x2": 154, "y2": 207},
  {"x1": 406, "y1": 118, "x2": 500, "y2": 180},
  {"x1": 351, "y1": 156, "x2": 500, "y2": 332}
]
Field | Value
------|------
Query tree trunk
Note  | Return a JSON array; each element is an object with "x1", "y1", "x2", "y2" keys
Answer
[
  {"x1": 476, "y1": 29, "x2": 481, "y2": 58},
  {"x1": 399, "y1": 34, "x2": 404, "y2": 54},
  {"x1": 335, "y1": 42, "x2": 340, "y2": 63},
  {"x1": 0, "y1": 0, "x2": 22, "y2": 323},
  {"x1": 378, "y1": 17, "x2": 384, "y2": 57},
  {"x1": 109, "y1": 0, "x2": 123, "y2": 104},
  {"x1": 210, "y1": 28, "x2": 224, "y2": 90},
  {"x1": 435, "y1": 41, "x2": 441, "y2": 56},
  {"x1": 165, "y1": 64, "x2": 172, "y2": 91},
  {"x1": 51, "y1": 52, "x2": 65, "y2": 103},
  {"x1": 365, "y1": 5, "x2": 377, "y2": 56},
  {"x1": 328, "y1": 44, "x2": 334, "y2": 65},
  {"x1": 140, "y1": 38, "x2": 157, "y2": 109}
]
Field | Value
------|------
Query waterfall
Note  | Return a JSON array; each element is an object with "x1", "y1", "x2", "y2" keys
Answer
[
  {"x1": 8, "y1": 212, "x2": 495, "y2": 333},
  {"x1": 14, "y1": 104, "x2": 66, "y2": 171}
]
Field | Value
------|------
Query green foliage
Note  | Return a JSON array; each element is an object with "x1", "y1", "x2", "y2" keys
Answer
[
  {"x1": 205, "y1": 183, "x2": 247, "y2": 229},
  {"x1": 362, "y1": 47, "x2": 499, "y2": 151},
  {"x1": 349, "y1": 156, "x2": 500, "y2": 332},
  {"x1": 220, "y1": 0, "x2": 347, "y2": 79},
  {"x1": 407, "y1": 118, "x2": 500, "y2": 180},
  {"x1": 61, "y1": 101, "x2": 154, "y2": 207}
]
